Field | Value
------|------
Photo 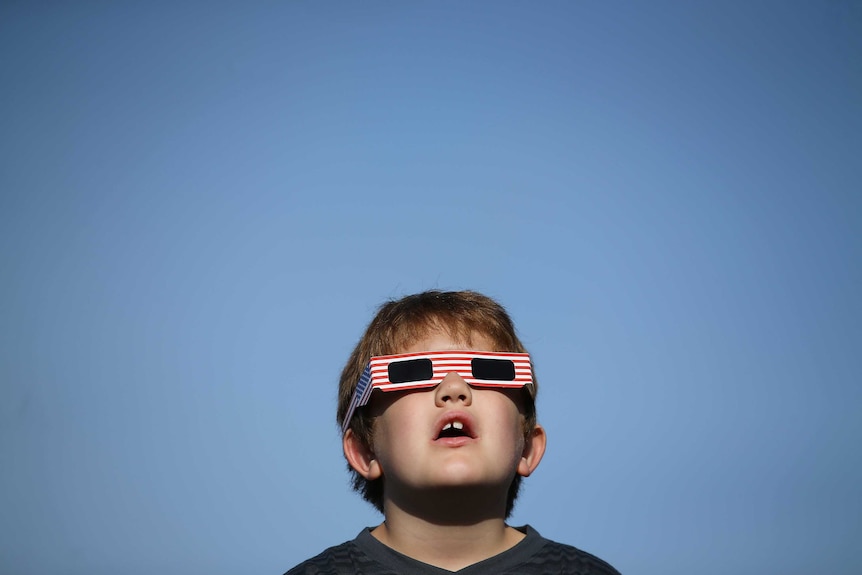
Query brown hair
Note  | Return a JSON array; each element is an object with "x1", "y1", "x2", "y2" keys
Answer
[{"x1": 338, "y1": 290, "x2": 538, "y2": 517}]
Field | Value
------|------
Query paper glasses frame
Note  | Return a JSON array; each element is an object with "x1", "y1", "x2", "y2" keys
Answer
[{"x1": 341, "y1": 350, "x2": 533, "y2": 433}]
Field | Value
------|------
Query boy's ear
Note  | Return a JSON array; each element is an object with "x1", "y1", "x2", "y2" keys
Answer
[
  {"x1": 343, "y1": 429, "x2": 383, "y2": 480},
  {"x1": 517, "y1": 423, "x2": 547, "y2": 477}
]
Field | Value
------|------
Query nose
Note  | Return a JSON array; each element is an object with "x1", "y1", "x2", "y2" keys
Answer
[{"x1": 434, "y1": 372, "x2": 473, "y2": 406}]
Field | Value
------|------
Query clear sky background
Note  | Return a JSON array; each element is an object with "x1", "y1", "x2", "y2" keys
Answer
[{"x1": 1, "y1": 2, "x2": 860, "y2": 574}]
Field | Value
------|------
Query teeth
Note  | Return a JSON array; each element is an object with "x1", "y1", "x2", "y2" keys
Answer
[{"x1": 442, "y1": 421, "x2": 465, "y2": 432}]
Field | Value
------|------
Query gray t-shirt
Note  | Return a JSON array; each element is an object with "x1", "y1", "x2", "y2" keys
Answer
[{"x1": 285, "y1": 525, "x2": 620, "y2": 574}]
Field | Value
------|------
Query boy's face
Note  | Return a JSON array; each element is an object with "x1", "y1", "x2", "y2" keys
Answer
[{"x1": 356, "y1": 329, "x2": 543, "y2": 505}]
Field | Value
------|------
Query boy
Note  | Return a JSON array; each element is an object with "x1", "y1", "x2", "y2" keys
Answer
[{"x1": 286, "y1": 290, "x2": 620, "y2": 574}]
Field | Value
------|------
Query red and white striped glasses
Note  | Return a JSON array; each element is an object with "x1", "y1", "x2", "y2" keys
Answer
[{"x1": 342, "y1": 350, "x2": 533, "y2": 432}]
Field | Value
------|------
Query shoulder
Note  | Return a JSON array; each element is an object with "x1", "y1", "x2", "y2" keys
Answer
[
  {"x1": 283, "y1": 536, "x2": 368, "y2": 575},
  {"x1": 518, "y1": 526, "x2": 622, "y2": 575}
]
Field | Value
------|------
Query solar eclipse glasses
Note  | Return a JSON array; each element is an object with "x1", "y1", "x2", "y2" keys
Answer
[{"x1": 342, "y1": 350, "x2": 533, "y2": 432}]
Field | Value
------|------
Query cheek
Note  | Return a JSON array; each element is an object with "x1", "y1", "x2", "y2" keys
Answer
[
  {"x1": 483, "y1": 392, "x2": 527, "y2": 439},
  {"x1": 372, "y1": 399, "x2": 426, "y2": 451}
]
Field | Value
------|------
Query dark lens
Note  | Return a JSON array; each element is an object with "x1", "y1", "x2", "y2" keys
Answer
[
  {"x1": 388, "y1": 358, "x2": 434, "y2": 383},
  {"x1": 471, "y1": 358, "x2": 516, "y2": 381}
]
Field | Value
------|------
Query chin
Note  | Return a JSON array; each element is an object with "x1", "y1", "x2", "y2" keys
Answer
[{"x1": 431, "y1": 470, "x2": 511, "y2": 489}]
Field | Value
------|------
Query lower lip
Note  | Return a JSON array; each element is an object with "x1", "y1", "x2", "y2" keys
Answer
[{"x1": 434, "y1": 436, "x2": 475, "y2": 447}]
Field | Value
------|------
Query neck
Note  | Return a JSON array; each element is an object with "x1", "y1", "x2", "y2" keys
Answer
[{"x1": 371, "y1": 489, "x2": 524, "y2": 571}]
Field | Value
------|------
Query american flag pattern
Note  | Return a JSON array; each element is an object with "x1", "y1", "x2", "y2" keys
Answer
[
  {"x1": 342, "y1": 351, "x2": 533, "y2": 432},
  {"x1": 342, "y1": 364, "x2": 373, "y2": 433}
]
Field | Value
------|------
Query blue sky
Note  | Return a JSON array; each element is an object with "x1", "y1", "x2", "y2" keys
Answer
[{"x1": 1, "y1": 2, "x2": 860, "y2": 574}]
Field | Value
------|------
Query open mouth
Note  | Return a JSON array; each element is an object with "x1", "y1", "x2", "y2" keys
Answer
[{"x1": 435, "y1": 419, "x2": 475, "y2": 440}]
